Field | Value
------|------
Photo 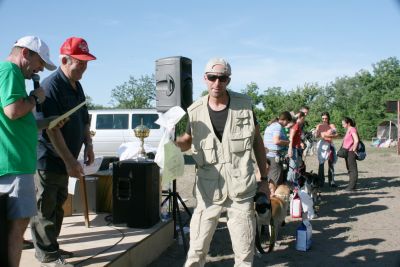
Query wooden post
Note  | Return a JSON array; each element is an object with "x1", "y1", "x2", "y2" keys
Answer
[{"x1": 79, "y1": 176, "x2": 90, "y2": 227}]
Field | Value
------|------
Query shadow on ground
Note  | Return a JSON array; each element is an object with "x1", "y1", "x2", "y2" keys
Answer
[{"x1": 149, "y1": 175, "x2": 400, "y2": 267}]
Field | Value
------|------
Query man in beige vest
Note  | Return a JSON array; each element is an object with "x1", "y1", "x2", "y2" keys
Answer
[{"x1": 176, "y1": 58, "x2": 269, "y2": 266}]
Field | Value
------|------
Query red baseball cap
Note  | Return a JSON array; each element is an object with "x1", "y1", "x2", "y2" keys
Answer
[{"x1": 60, "y1": 37, "x2": 96, "y2": 61}]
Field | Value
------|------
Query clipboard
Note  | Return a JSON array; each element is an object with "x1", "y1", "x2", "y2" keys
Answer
[{"x1": 48, "y1": 101, "x2": 87, "y2": 129}]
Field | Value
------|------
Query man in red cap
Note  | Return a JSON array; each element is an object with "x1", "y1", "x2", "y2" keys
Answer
[{"x1": 30, "y1": 37, "x2": 96, "y2": 267}]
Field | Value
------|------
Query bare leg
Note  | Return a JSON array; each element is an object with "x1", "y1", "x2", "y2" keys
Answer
[
  {"x1": 269, "y1": 181, "x2": 276, "y2": 196},
  {"x1": 8, "y1": 218, "x2": 29, "y2": 267}
]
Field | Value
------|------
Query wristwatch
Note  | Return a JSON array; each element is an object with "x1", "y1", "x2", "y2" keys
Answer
[{"x1": 29, "y1": 92, "x2": 40, "y2": 105}]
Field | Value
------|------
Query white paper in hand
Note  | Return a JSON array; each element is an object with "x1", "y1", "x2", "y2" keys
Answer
[
  {"x1": 154, "y1": 106, "x2": 186, "y2": 169},
  {"x1": 48, "y1": 101, "x2": 86, "y2": 129},
  {"x1": 68, "y1": 177, "x2": 79, "y2": 195},
  {"x1": 161, "y1": 141, "x2": 184, "y2": 186},
  {"x1": 78, "y1": 156, "x2": 103, "y2": 175}
]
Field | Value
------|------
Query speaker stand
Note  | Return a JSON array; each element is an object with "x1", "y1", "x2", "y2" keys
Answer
[{"x1": 161, "y1": 179, "x2": 192, "y2": 253}]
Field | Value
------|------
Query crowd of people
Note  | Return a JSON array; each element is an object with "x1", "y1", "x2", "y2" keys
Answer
[{"x1": 1, "y1": 38, "x2": 361, "y2": 266}]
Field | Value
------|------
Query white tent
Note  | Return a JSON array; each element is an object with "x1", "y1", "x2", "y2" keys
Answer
[
  {"x1": 377, "y1": 120, "x2": 398, "y2": 140},
  {"x1": 373, "y1": 120, "x2": 398, "y2": 147}
]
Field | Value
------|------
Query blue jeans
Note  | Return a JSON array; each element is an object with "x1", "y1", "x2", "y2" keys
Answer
[{"x1": 287, "y1": 148, "x2": 300, "y2": 184}]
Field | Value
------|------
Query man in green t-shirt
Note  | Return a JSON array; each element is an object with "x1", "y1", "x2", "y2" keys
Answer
[{"x1": 0, "y1": 36, "x2": 56, "y2": 267}]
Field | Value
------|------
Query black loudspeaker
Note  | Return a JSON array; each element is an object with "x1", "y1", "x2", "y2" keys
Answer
[
  {"x1": 155, "y1": 56, "x2": 193, "y2": 112},
  {"x1": 0, "y1": 193, "x2": 8, "y2": 267},
  {"x1": 112, "y1": 160, "x2": 160, "y2": 228}
]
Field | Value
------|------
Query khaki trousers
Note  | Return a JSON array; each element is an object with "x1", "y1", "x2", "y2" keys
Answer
[{"x1": 184, "y1": 197, "x2": 255, "y2": 267}]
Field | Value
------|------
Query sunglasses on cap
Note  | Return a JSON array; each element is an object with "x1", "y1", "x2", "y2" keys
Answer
[{"x1": 206, "y1": 74, "x2": 229, "y2": 83}]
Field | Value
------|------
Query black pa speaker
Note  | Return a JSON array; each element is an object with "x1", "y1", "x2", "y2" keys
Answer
[
  {"x1": 112, "y1": 160, "x2": 160, "y2": 228},
  {"x1": 155, "y1": 56, "x2": 193, "y2": 112}
]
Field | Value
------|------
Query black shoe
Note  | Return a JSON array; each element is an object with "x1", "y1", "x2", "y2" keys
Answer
[
  {"x1": 329, "y1": 182, "x2": 338, "y2": 188},
  {"x1": 58, "y1": 249, "x2": 74, "y2": 259},
  {"x1": 40, "y1": 258, "x2": 73, "y2": 267},
  {"x1": 23, "y1": 239, "x2": 34, "y2": 250}
]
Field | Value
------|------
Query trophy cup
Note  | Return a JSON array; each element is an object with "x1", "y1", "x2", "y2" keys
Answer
[{"x1": 134, "y1": 118, "x2": 150, "y2": 160}]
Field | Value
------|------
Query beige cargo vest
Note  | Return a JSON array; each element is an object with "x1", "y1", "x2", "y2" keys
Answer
[{"x1": 188, "y1": 92, "x2": 257, "y2": 204}]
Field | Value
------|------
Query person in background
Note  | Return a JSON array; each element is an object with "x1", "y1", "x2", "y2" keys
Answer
[
  {"x1": 175, "y1": 58, "x2": 269, "y2": 267},
  {"x1": 298, "y1": 106, "x2": 310, "y2": 158},
  {"x1": 341, "y1": 117, "x2": 359, "y2": 191},
  {"x1": 287, "y1": 112, "x2": 306, "y2": 185},
  {"x1": 30, "y1": 37, "x2": 96, "y2": 267},
  {"x1": 0, "y1": 36, "x2": 57, "y2": 267},
  {"x1": 299, "y1": 106, "x2": 309, "y2": 116},
  {"x1": 315, "y1": 112, "x2": 338, "y2": 187},
  {"x1": 263, "y1": 111, "x2": 292, "y2": 195}
]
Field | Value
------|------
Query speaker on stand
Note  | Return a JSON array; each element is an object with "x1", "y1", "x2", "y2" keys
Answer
[{"x1": 156, "y1": 56, "x2": 193, "y2": 252}]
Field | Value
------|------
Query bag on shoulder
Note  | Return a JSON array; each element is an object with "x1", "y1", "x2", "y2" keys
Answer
[
  {"x1": 356, "y1": 141, "x2": 366, "y2": 161},
  {"x1": 336, "y1": 146, "x2": 348, "y2": 158}
]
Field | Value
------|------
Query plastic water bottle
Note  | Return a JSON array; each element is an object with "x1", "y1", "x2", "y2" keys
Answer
[{"x1": 160, "y1": 200, "x2": 171, "y2": 222}]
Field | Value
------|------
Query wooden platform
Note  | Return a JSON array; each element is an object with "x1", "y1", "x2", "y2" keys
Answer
[{"x1": 21, "y1": 213, "x2": 174, "y2": 267}]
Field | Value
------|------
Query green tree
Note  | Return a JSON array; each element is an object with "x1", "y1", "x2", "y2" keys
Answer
[
  {"x1": 85, "y1": 95, "x2": 108, "y2": 110},
  {"x1": 111, "y1": 75, "x2": 156, "y2": 108},
  {"x1": 241, "y1": 82, "x2": 261, "y2": 105}
]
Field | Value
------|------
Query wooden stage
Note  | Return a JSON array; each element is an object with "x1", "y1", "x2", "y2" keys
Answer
[{"x1": 21, "y1": 213, "x2": 174, "y2": 267}]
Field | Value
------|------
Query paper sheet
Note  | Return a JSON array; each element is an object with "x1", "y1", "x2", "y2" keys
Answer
[
  {"x1": 67, "y1": 157, "x2": 103, "y2": 194},
  {"x1": 118, "y1": 142, "x2": 157, "y2": 160},
  {"x1": 154, "y1": 106, "x2": 186, "y2": 174},
  {"x1": 68, "y1": 177, "x2": 79, "y2": 195},
  {"x1": 48, "y1": 101, "x2": 87, "y2": 129},
  {"x1": 79, "y1": 156, "x2": 103, "y2": 175},
  {"x1": 161, "y1": 141, "x2": 184, "y2": 186},
  {"x1": 154, "y1": 106, "x2": 186, "y2": 130}
]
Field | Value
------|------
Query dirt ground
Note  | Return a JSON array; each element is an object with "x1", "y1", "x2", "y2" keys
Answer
[{"x1": 149, "y1": 145, "x2": 400, "y2": 267}]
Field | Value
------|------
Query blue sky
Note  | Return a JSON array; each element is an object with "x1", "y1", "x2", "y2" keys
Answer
[{"x1": 1, "y1": 0, "x2": 400, "y2": 106}]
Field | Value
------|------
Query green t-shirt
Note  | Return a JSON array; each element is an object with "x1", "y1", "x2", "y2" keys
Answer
[{"x1": 0, "y1": 61, "x2": 37, "y2": 176}]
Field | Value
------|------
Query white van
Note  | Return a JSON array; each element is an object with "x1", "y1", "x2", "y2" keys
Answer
[{"x1": 87, "y1": 109, "x2": 163, "y2": 157}]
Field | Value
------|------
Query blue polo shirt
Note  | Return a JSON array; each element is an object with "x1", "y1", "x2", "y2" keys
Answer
[
  {"x1": 37, "y1": 68, "x2": 89, "y2": 174},
  {"x1": 264, "y1": 122, "x2": 288, "y2": 157}
]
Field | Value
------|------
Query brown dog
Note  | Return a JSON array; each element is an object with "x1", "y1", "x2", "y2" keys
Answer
[
  {"x1": 271, "y1": 183, "x2": 291, "y2": 227},
  {"x1": 256, "y1": 184, "x2": 291, "y2": 252}
]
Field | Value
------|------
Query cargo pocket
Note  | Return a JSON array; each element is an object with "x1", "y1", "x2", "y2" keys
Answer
[
  {"x1": 197, "y1": 167, "x2": 222, "y2": 202},
  {"x1": 229, "y1": 132, "x2": 252, "y2": 153},
  {"x1": 229, "y1": 167, "x2": 257, "y2": 198},
  {"x1": 191, "y1": 144, "x2": 204, "y2": 167},
  {"x1": 236, "y1": 111, "x2": 251, "y2": 126},
  {"x1": 201, "y1": 137, "x2": 217, "y2": 165}
]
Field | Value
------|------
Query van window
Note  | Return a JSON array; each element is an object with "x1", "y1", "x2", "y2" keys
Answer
[
  {"x1": 96, "y1": 114, "x2": 129, "y2": 129},
  {"x1": 132, "y1": 114, "x2": 160, "y2": 129}
]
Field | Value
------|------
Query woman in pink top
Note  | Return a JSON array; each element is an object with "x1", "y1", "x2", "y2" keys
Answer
[{"x1": 341, "y1": 117, "x2": 359, "y2": 191}]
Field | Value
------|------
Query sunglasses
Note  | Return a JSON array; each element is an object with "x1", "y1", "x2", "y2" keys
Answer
[{"x1": 206, "y1": 74, "x2": 229, "y2": 83}]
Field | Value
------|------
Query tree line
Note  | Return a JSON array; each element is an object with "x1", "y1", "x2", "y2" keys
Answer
[{"x1": 87, "y1": 57, "x2": 400, "y2": 139}]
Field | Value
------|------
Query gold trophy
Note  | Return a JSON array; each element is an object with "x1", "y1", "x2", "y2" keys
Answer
[{"x1": 134, "y1": 118, "x2": 150, "y2": 160}]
